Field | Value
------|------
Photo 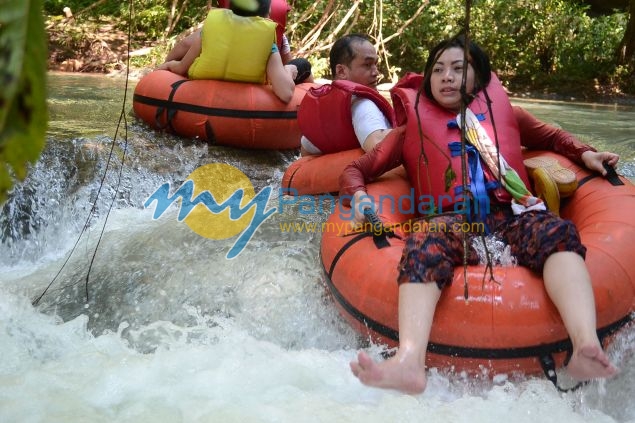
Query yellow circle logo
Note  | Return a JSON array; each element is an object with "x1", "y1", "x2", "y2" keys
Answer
[{"x1": 183, "y1": 163, "x2": 255, "y2": 239}]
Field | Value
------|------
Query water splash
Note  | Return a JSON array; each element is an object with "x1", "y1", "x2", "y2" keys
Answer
[{"x1": 471, "y1": 235, "x2": 517, "y2": 266}]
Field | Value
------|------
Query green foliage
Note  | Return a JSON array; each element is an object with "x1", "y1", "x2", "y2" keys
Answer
[
  {"x1": 288, "y1": 0, "x2": 632, "y2": 93},
  {"x1": 0, "y1": 0, "x2": 48, "y2": 203},
  {"x1": 44, "y1": 0, "x2": 93, "y2": 15},
  {"x1": 131, "y1": 1, "x2": 208, "y2": 39},
  {"x1": 44, "y1": 0, "x2": 120, "y2": 16},
  {"x1": 44, "y1": 0, "x2": 211, "y2": 39},
  {"x1": 134, "y1": 5, "x2": 173, "y2": 39},
  {"x1": 42, "y1": 0, "x2": 634, "y2": 94},
  {"x1": 309, "y1": 57, "x2": 329, "y2": 80}
]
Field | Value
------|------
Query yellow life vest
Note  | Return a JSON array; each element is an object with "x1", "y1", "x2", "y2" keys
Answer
[{"x1": 188, "y1": 9, "x2": 277, "y2": 83}]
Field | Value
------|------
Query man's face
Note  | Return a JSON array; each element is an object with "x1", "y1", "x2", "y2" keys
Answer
[{"x1": 335, "y1": 40, "x2": 380, "y2": 88}]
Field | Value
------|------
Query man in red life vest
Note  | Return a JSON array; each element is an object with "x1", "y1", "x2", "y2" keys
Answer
[{"x1": 298, "y1": 34, "x2": 396, "y2": 156}]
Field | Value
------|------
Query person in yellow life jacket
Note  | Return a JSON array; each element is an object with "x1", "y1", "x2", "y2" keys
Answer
[
  {"x1": 157, "y1": 0, "x2": 303, "y2": 103},
  {"x1": 218, "y1": 0, "x2": 313, "y2": 70},
  {"x1": 162, "y1": 0, "x2": 313, "y2": 84}
]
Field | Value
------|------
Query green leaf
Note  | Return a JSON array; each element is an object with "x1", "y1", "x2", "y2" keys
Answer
[
  {"x1": 0, "y1": 0, "x2": 48, "y2": 203},
  {"x1": 444, "y1": 164, "x2": 456, "y2": 192}
]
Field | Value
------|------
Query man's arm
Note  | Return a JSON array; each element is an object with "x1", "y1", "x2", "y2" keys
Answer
[
  {"x1": 361, "y1": 128, "x2": 391, "y2": 151},
  {"x1": 351, "y1": 98, "x2": 392, "y2": 152}
]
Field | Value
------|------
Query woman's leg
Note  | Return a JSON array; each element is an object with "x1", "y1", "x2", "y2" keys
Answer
[
  {"x1": 543, "y1": 252, "x2": 618, "y2": 379},
  {"x1": 350, "y1": 215, "x2": 472, "y2": 394},
  {"x1": 501, "y1": 211, "x2": 618, "y2": 380},
  {"x1": 350, "y1": 282, "x2": 441, "y2": 394}
]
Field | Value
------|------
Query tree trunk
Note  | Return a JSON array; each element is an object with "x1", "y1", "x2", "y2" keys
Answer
[{"x1": 617, "y1": 0, "x2": 635, "y2": 64}]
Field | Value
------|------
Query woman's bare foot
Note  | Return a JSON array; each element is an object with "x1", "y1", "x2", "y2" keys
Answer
[
  {"x1": 565, "y1": 344, "x2": 618, "y2": 380},
  {"x1": 349, "y1": 350, "x2": 427, "y2": 394}
]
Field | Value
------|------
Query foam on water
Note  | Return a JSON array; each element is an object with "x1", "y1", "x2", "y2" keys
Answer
[
  {"x1": 0, "y1": 285, "x2": 632, "y2": 423},
  {"x1": 2, "y1": 201, "x2": 634, "y2": 423}
]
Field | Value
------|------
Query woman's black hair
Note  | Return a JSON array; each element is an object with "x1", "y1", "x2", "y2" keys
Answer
[
  {"x1": 230, "y1": 0, "x2": 271, "y2": 17},
  {"x1": 329, "y1": 34, "x2": 371, "y2": 78},
  {"x1": 422, "y1": 34, "x2": 491, "y2": 102}
]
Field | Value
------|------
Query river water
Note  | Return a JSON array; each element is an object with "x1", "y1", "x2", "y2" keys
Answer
[{"x1": 1, "y1": 72, "x2": 634, "y2": 422}]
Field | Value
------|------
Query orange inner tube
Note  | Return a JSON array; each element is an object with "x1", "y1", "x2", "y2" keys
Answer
[{"x1": 318, "y1": 150, "x2": 635, "y2": 376}]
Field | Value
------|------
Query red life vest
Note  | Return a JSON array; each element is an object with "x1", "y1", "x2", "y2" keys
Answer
[
  {"x1": 297, "y1": 80, "x2": 396, "y2": 154},
  {"x1": 218, "y1": 0, "x2": 288, "y2": 51},
  {"x1": 390, "y1": 72, "x2": 531, "y2": 212},
  {"x1": 269, "y1": 0, "x2": 289, "y2": 51}
]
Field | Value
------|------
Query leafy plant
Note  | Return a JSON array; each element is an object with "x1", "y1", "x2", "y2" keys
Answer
[
  {"x1": 41, "y1": 0, "x2": 635, "y2": 95},
  {"x1": 0, "y1": 0, "x2": 48, "y2": 203},
  {"x1": 286, "y1": 0, "x2": 632, "y2": 94}
]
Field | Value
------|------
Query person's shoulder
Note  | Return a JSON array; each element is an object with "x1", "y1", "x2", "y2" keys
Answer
[
  {"x1": 351, "y1": 96, "x2": 376, "y2": 106},
  {"x1": 351, "y1": 96, "x2": 383, "y2": 111}
]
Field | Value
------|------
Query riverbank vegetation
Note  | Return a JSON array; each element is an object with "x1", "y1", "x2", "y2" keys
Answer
[{"x1": 45, "y1": 0, "x2": 635, "y2": 101}]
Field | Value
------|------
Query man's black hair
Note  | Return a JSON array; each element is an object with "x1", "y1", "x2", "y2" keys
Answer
[{"x1": 329, "y1": 34, "x2": 372, "y2": 78}]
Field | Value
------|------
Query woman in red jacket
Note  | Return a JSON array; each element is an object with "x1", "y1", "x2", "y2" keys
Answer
[{"x1": 340, "y1": 34, "x2": 620, "y2": 394}]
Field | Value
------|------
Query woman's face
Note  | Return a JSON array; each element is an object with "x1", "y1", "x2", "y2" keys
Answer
[{"x1": 429, "y1": 47, "x2": 475, "y2": 112}]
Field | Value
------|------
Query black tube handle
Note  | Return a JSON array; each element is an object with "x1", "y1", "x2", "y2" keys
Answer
[
  {"x1": 603, "y1": 161, "x2": 624, "y2": 186},
  {"x1": 363, "y1": 208, "x2": 393, "y2": 249}
]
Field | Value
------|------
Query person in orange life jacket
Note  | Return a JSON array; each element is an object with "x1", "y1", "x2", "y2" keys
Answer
[
  {"x1": 299, "y1": 34, "x2": 394, "y2": 156},
  {"x1": 340, "y1": 34, "x2": 620, "y2": 395},
  {"x1": 157, "y1": 0, "x2": 298, "y2": 103}
]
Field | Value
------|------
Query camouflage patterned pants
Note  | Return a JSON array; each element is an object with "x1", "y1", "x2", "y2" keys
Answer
[{"x1": 397, "y1": 210, "x2": 586, "y2": 288}]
